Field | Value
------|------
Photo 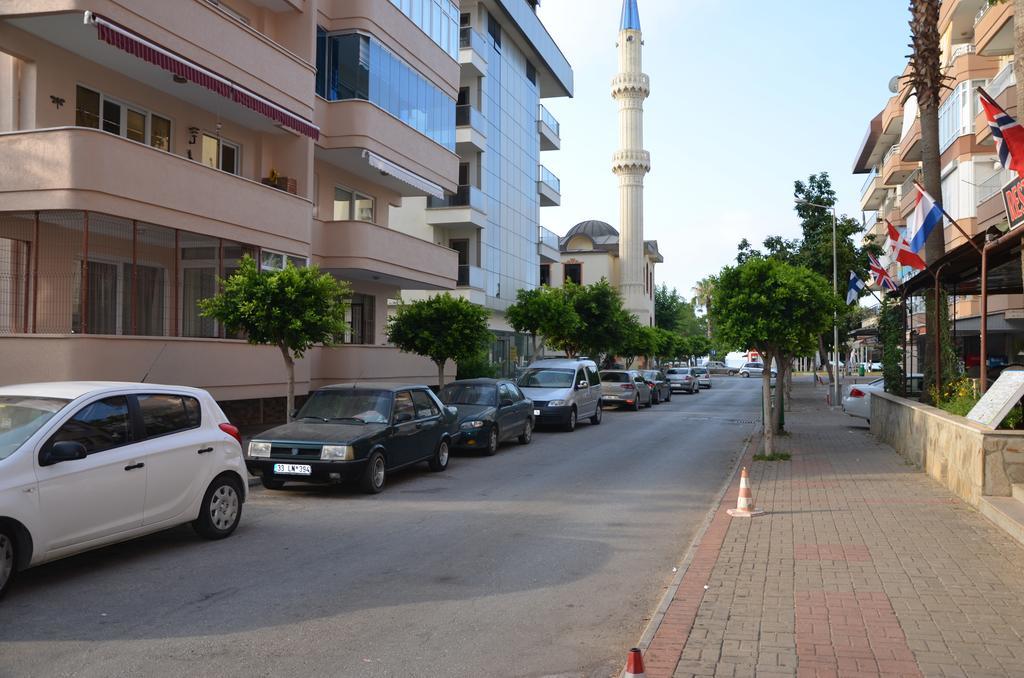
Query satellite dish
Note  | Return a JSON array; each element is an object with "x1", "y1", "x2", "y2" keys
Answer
[{"x1": 888, "y1": 76, "x2": 901, "y2": 94}]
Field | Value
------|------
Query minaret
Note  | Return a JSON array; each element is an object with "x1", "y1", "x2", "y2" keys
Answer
[{"x1": 612, "y1": 0, "x2": 651, "y2": 325}]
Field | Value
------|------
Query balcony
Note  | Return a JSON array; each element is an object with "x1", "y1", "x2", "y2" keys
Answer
[
  {"x1": 900, "y1": 169, "x2": 923, "y2": 216},
  {"x1": 881, "y1": 143, "x2": 917, "y2": 187},
  {"x1": 538, "y1": 226, "x2": 560, "y2": 263},
  {"x1": 859, "y1": 167, "x2": 885, "y2": 211},
  {"x1": 975, "y1": 0, "x2": 1014, "y2": 56},
  {"x1": 456, "y1": 104, "x2": 487, "y2": 153},
  {"x1": 426, "y1": 185, "x2": 487, "y2": 229},
  {"x1": 6, "y1": 6, "x2": 314, "y2": 120},
  {"x1": 900, "y1": 118, "x2": 922, "y2": 162},
  {"x1": 538, "y1": 104, "x2": 561, "y2": 151},
  {"x1": 459, "y1": 26, "x2": 488, "y2": 77},
  {"x1": 0, "y1": 127, "x2": 311, "y2": 253},
  {"x1": 975, "y1": 63, "x2": 1016, "y2": 144},
  {"x1": 538, "y1": 165, "x2": 562, "y2": 207},
  {"x1": 311, "y1": 220, "x2": 458, "y2": 290},
  {"x1": 456, "y1": 264, "x2": 485, "y2": 290}
]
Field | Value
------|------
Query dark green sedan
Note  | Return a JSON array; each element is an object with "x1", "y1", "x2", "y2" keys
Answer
[
  {"x1": 440, "y1": 379, "x2": 534, "y2": 455},
  {"x1": 245, "y1": 384, "x2": 458, "y2": 494}
]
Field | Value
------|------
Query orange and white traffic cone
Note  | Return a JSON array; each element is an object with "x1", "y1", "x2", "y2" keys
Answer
[
  {"x1": 624, "y1": 648, "x2": 646, "y2": 678},
  {"x1": 727, "y1": 467, "x2": 765, "y2": 517}
]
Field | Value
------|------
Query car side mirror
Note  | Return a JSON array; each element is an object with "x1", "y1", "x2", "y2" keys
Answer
[
  {"x1": 395, "y1": 412, "x2": 413, "y2": 424},
  {"x1": 577, "y1": 380, "x2": 588, "y2": 390},
  {"x1": 290, "y1": 409, "x2": 299, "y2": 419},
  {"x1": 446, "y1": 406, "x2": 458, "y2": 417},
  {"x1": 40, "y1": 440, "x2": 88, "y2": 467},
  {"x1": 500, "y1": 397, "x2": 514, "y2": 407}
]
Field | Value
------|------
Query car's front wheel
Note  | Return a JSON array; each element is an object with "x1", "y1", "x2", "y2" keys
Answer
[
  {"x1": 564, "y1": 408, "x2": 577, "y2": 432},
  {"x1": 518, "y1": 419, "x2": 533, "y2": 444},
  {"x1": 0, "y1": 527, "x2": 16, "y2": 600},
  {"x1": 193, "y1": 475, "x2": 243, "y2": 540},
  {"x1": 361, "y1": 450, "x2": 386, "y2": 493},
  {"x1": 429, "y1": 439, "x2": 450, "y2": 471},
  {"x1": 484, "y1": 427, "x2": 499, "y2": 456}
]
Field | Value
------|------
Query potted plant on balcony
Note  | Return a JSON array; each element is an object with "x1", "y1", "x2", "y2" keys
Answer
[{"x1": 261, "y1": 167, "x2": 297, "y2": 195}]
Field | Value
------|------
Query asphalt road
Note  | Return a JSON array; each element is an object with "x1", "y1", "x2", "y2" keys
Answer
[{"x1": 0, "y1": 377, "x2": 762, "y2": 678}]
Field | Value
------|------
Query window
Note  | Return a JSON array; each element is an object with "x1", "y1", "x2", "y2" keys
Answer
[
  {"x1": 586, "y1": 365, "x2": 601, "y2": 386},
  {"x1": 333, "y1": 186, "x2": 374, "y2": 221},
  {"x1": 393, "y1": 391, "x2": 415, "y2": 422},
  {"x1": 47, "y1": 396, "x2": 131, "y2": 454},
  {"x1": 411, "y1": 390, "x2": 440, "y2": 419},
  {"x1": 564, "y1": 263, "x2": 582, "y2": 285},
  {"x1": 348, "y1": 293, "x2": 376, "y2": 344},
  {"x1": 201, "y1": 134, "x2": 239, "y2": 175},
  {"x1": 137, "y1": 394, "x2": 201, "y2": 438},
  {"x1": 260, "y1": 250, "x2": 307, "y2": 271},
  {"x1": 76, "y1": 86, "x2": 172, "y2": 152},
  {"x1": 540, "y1": 264, "x2": 550, "y2": 286},
  {"x1": 487, "y1": 11, "x2": 501, "y2": 50},
  {"x1": 526, "y1": 61, "x2": 536, "y2": 86}
]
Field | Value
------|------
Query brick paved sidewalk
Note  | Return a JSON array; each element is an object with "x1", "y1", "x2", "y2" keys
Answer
[{"x1": 641, "y1": 377, "x2": 1024, "y2": 678}]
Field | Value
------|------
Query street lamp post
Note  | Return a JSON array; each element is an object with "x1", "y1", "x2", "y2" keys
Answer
[{"x1": 795, "y1": 199, "x2": 840, "y2": 409}]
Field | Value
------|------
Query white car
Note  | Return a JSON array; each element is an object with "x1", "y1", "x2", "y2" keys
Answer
[
  {"x1": 841, "y1": 378, "x2": 885, "y2": 422},
  {"x1": 0, "y1": 382, "x2": 248, "y2": 599}
]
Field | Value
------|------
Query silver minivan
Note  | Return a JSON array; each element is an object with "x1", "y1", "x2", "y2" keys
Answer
[{"x1": 517, "y1": 358, "x2": 603, "y2": 431}]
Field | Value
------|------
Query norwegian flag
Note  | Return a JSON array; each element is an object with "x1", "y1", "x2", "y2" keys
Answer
[
  {"x1": 978, "y1": 87, "x2": 1024, "y2": 177},
  {"x1": 868, "y1": 252, "x2": 898, "y2": 292},
  {"x1": 885, "y1": 221, "x2": 926, "y2": 270}
]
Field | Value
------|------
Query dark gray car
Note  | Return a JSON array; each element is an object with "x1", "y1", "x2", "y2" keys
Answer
[{"x1": 641, "y1": 370, "x2": 672, "y2": 403}]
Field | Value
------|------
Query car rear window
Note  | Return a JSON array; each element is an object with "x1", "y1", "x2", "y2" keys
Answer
[
  {"x1": 601, "y1": 372, "x2": 630, "y2": 383},
  {"x1": 666, "y1": 369, "x2": 682, "y2": 375},
  {"x1": 692, "y1": 368, "x2": 708, "y2": 375},
  {"x1": 138, "y1": 394, "x2": 202, "y2": 438}
]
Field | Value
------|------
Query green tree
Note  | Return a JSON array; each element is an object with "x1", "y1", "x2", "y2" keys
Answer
[
  {"x1": 691, "y1": 275, "x2": 717, "y2": 338},
  {"x1": 386, "y1": 293, "x2": 492, "y2": 389},
  {"x1": 711, "y1": 258, "x2": 839, "y2": 455},
  {"x1": 199, "y1": 255, "x2": 350, "y2": 420},
  {"x1": 506, "y1": 286, "x2": 580, "y2": 358},
  {"x1": 879, "y1": 298, "x2": 905, "y2": 397},
  {"x1": 572, "y1": 279, "x2": 632, "y2": 361},
  {"x1": 617, "y1": 320, "x2": 660, "y2": 368},
  {"x1": 655, "y1": 285, "x2": 686, "y2": 333}
]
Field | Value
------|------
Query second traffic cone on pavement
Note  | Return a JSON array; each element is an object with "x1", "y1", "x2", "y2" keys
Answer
[
  {"x1": 727, "y1": 466, "x2": 765, "y2": 517},
  {"x1": 624, "y1": 648, "x2": 646, "y2": 677}
]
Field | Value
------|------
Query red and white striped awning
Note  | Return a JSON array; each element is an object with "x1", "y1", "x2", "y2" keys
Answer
[{"x1": 86, "y1": 12, "x2": 319, "y2": 140}]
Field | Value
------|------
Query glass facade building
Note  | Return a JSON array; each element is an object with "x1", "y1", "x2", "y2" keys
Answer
[
  {"x1": 316, "y1": 30, "x2": 456, "y2": 151},
  {"x1": 387, "y1": 0, "x2": 459, "y2": 59}
]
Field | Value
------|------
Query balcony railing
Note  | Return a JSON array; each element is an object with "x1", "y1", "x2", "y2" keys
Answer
[
  {"x1": 539, "y1": 165, "x2": 561, "y2": 193},
  {"x1": 427, "y1": 184, "x2": 486, "y2": 211},
  {"x1": 947, "y1": 43, "x2": 976, "y2": 65},
  {"x1": 457, "y1": 264, "x2": 485, "y2": 289},
  {"x1": 455, "y1": 104, "x2": 484, "y2": 130},
  {"x1": 539, "y1": 226, "x2": 560, "y2": 250},
  {"x1": 539, "y1": 104, "x2": 560, "y2": 137},
  {"x1": 901, "y1": 168, "x2": 922, "y2": 200},
  {"x1": 988, "y1": 62, "x2": 1017, "y2": 100},
  {"x1": 977, "y1": 168, "x2": 1014, "y2": 205},
  {"x1": 882, "y1": 144, "x2": 901, "y2": 166},
  {"x1": 460, "y1": 26, "x2": 486, "y2": 53},
  {"x1": 975, "y1": 3, "x2": 991, "y2": 27},
  {"x1": 860, "y1": 166, "x2": 879, "y2": 199}
]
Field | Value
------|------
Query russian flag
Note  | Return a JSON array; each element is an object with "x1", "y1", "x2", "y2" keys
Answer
[{"x1": 906, "y1": 184, "x2": 942, "y2": 256}]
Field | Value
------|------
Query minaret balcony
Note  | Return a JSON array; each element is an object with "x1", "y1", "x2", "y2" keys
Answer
[
  {"x1": 612, "y1": 150, "x2": 651, "y2": 174},
  {"x1": 611, "y1": 73, "x2": 650, "y2": 98},
  {"x1": 539, "y1": 105, "x2": 561, "y2": 151},
  {"x1": 538, "y1": 166, "x2": 561, "y2": 207}
]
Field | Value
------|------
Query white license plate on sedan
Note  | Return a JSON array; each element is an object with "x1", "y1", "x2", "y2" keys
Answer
[
  {"x1": 533, "y1": 409, "x2": 541, "y2": 416},
  {"x1": 273, "y1": 463, "x2": 312, "y2": 476}
]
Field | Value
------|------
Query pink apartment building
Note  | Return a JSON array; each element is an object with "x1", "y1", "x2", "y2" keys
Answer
[{"x1": 0, "y1": 0, "x2": 467, "y2": 424}]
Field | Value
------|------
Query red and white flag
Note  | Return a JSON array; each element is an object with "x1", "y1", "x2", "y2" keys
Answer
[
  {"x1": 869, "y1": 252, "x2": 898, "y2": 292},
  {"x1": 979, "y1": 87, "x2": 1024, "y2": 177},
  {"x1": 885, "y1": 220, "x2": 926, "y2": 270}
]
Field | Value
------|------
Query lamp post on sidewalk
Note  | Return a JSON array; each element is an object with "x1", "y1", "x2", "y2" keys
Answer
[{"x1": 795, "y1": 198, "x2": 840, "y2": 409}]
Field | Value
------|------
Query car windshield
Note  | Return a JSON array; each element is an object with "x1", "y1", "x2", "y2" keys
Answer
[
  {"x1": 0, "y1": 396, "x2": 70, "y2": 460},
  {"x1": 296, "y1": 389, "x2": 392, "y2": 424},
  {"x1": 440, "y1": 384, "x2": 496, "y2": 406},
  {"x1": 518, "y1": 368, "x2": 574, "y2": 389}
]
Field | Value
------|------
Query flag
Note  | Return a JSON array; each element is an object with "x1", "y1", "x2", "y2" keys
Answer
[
  {"x1": 846, "y1": 271, "x2": 865, "y2": 305},
  {"x1": 868, "y1": 253, "x2": 898, "y2": 292},
  {"x1": 885, "y1": 220, "x2": 926, "y2": 270},
  {"x1": 907, "y1": 183, "x2": 943, "y2": 255},
  {"x1": 978, "y1": 87, "x2": 1024, "y2": 177}
]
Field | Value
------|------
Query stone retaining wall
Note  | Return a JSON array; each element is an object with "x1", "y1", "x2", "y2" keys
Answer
[{"x1": 871, "y1": 392, "x2": 1024, "y2": 506}]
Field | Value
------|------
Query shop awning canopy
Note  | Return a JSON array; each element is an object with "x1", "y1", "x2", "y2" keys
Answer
[{"x1": 87, "y1": 12, "x2": 319, "y2": 140}]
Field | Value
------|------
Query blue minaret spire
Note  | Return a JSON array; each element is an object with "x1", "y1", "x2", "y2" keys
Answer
[{"x1": 620, "y1": 0, "x2": 641, "y2": 31}]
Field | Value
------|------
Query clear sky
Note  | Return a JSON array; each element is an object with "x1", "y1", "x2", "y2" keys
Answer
[{"x1": 536, "y1": 0, "x2": 911, "y2": 301}]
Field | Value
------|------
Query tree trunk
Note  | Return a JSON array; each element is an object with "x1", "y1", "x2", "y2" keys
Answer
[
  {"x1": 1016, "y1": 0, "x2": 1024, "y2": 118},
  {"x1": 762, "y1": 354, "x2": 775, "y2": 456},
  {"x1": 279, "y1": 342, "x2": 295, "y2": 422},
  {"x1": 437, "y1": 361, "x2": 446, "y2": 392},
  {"x1": 784, "y1": 359, "x2": 793, "y2": 411},
  {"x1": 818, "y1": 334, "x2": 834, "y2": 384}
]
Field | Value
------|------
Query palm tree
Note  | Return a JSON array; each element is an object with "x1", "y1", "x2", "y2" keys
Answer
[
  {"x1": 692, "y1": 275, "x2": 716, "y2": 337},
  {"x1": 909, "y1": 0, "x2": 946, "y2": 401}
]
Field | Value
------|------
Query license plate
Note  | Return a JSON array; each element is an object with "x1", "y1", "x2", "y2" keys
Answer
[
  {"x1": 533, "y1": 409, "x2": 541, "y2": 416},
  {"x1": 273, "y1": 463, "x2": 311, "y2": 476}
]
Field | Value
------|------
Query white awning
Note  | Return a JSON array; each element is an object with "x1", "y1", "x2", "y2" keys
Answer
[{"x1": 362, "y1": 150, "x2": 444, "y2": 200}]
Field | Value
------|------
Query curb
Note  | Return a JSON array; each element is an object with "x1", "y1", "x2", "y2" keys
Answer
[{"x1": 632, "y1": 424, "x2": 763, "y2": 657}]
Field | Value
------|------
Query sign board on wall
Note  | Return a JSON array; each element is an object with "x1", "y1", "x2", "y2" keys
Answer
[
  {"x1": 1001, "y1": 175, "x2": 1024, "y2": 231},
  {"x1": 966, "y1": 369, "x2": 1024, "y2": 429}
]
